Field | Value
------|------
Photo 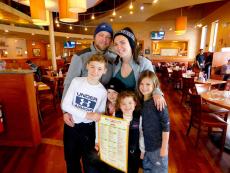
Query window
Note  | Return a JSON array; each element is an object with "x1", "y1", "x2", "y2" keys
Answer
[
  {"x1": 209, "y1": 20, "x2": 219, "y2": 52},
  {"x1": 200, "y1": 25, "x2": 207, "y2": 49}
]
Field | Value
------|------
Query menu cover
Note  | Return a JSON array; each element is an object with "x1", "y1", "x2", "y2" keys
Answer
[{"x1": 98, "y1": 115, "x2": 129, "y2": 173}]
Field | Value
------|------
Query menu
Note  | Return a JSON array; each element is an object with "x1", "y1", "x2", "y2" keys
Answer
[{"x1": 98, "y1": 115, "x2": 129, "y2": 173}]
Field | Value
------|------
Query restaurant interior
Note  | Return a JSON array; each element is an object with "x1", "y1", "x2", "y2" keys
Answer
[{"x1": 0, "y1": 0, "x2": 230, "y2": 172}]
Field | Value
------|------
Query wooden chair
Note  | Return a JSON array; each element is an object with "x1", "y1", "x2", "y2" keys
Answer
[
  {"x1": 181, "y1": 77, "x2": 195, "y2": 103},
  {"x1": 195, "y1": 83, "x2": 229, "y2": 121},
  {"x1": 171, "y1": 70, "x2": 183, "y2": 89},
  {"x1": 161, "y1": 66, "x2": 170, "y2": 82},
  {"x1": 36, "y1": 82, "x2": 56, "y2": 122},
  {"x1": 186, "y1": 93, "x2": 227, "y2": 153}
]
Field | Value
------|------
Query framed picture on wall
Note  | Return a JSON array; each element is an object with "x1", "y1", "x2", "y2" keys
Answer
[
  {"x1": 32, "y1": 48, "x2": 41, "y2": 57},
  {"x1": 0, "y1": 49, "x2": 7, "y2": 57},
  {"x1": 145, "y1": 49, "x2": 150, "y2": 54},
  {"x1": 16, "y1": 47, "x2": 22, "y2": 56}
]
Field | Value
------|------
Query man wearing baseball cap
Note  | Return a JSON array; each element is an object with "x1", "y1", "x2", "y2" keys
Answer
[{"x1": 63, "y1": 22, "x2": 115, "y2": 98}]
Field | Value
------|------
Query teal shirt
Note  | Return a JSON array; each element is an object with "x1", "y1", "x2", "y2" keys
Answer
[{"x1": 115, "y1": 69, "x2": 136, "y2": 90}]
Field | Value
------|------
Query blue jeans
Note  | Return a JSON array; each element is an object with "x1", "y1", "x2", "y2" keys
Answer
[{"x1": 143, "y1": 149, "x2": 168, "y2": 173}]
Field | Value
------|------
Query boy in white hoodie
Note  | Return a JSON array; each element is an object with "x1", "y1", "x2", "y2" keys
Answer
[{"x1": 62, "y1": 54, "x2": 107, "y2": 173}]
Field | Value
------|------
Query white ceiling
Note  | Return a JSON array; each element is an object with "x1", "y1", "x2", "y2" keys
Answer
[{"x1": 95, "y1": 0, "x2": 225, "y2": 23}]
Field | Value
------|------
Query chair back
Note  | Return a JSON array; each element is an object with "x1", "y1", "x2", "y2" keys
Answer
[
  {"x1": 195, "y1": 83, "x2": 211, "y2": 95},
  {"x1": 172, "y1": 70, "x2": 183, "y2": 79},
  {"x1": 190, "y1": 93, "x2": 202, "y2": 124},
  {"x1": 182, "y1": 77, "x2": 195, "y2": 93}
]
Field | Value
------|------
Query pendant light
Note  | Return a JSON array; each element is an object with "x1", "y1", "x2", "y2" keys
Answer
[
  {"x1": 30, "y1": 0, "x2": 49, "y2": 26},
  {"x1": 68, "y1": 0, "x2": 87, "y2": 13},
  {"x1": 59, "y1": 0, "x2": 78, "y2": 23},
  {"x1": 175, "y1": 8, "x2": 187, "y2": 35}
]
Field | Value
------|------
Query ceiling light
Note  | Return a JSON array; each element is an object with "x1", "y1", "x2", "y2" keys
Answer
[
  {"x1": 59, "y1": 0, "x2": 78, "y2": 23},
  {"x1": 4, "y1": 29, "x2": 9, "y2": 32},
  {"x1": 153, "y1": 0, "x2": 158, "y2": 4},
  {"x1": 197, "y1": 23, "x2": 202, "y2": 28},
  {"x1": 175, "y1": 16, "x2": 187, "y2": 35},
  {"x1": 112, "y1": 10, "x2": 116, "y2": 16},
  {"x1": 30, "y1": 0, "x2": 49, "y2": 26},
  {"x1": 129, "y1": 11, "x2": 133, "y2": 14},
  {"x1": 68, "y1": 0, "x2": 87, "y2": 13},
  {"x1": 175, "y1": 9, "x2": 187, "y2": 35},
  {"x1": 140, "y1": 4, "x2": 144, "y2": 10},
  {"x1": 91, "y1": 14, "x2": 95, "y2": 20},
  {"x1": 55, "y1": 18, "x2": 59, "y2": 24},
  {"x1": 129, "y1": 1, "x2": 133, "y2": 10},
  {"x1": 119, "y1": 15, "x2": 122, "y2": 19}
]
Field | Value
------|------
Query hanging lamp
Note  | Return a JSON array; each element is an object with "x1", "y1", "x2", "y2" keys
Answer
[
  {"x1": 58, "y1": 0, "x2": 78, "y2": 23},
  {"x1": 30, "y1": 0, "x2": 49, "y2": 25},
  {"x1": 175, "y1": 8, "x2": 187, "y2": 35},
  {"x1": 68, "y1": 0, "x2": 87, "y2": 13}
]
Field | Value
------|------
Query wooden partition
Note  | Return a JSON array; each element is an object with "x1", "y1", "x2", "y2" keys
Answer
[{"x1": 0, "y1": 70, "x2": 41, "y2": 146}]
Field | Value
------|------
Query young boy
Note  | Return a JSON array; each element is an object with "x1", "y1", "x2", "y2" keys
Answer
[{"x1": 61, "y1": 54, "x2": 108, "y2": 173}]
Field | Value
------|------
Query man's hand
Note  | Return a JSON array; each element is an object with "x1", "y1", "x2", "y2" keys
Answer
[
  {"x1": 95, "y1": 143, "x2": 99, "y2": 152},
  {"x1": 86, "y1": 112, "x2": 101, "y2": 122},
  {"x1": 153, "y1": 94, "x2": 167, "y2": 111},
  {"x1": 63, "y1": 113, "x2": 74, "y2": 127}
]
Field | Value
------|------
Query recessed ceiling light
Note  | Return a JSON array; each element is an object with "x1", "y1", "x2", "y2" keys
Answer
[
  {"x1": 140, "y1": 4, "x2": 144, "y2": 10},
  {"x1": 153, "y1": 0, "x2": 158, "y2": 4}
]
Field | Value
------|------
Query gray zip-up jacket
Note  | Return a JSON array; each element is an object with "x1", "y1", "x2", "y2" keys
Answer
[
  {"x1": 113, "y1": 55, "x2": 163, "y2": 94},
  {"x1": 63, "y1": 43, "x2": 116, "y2": 98}
]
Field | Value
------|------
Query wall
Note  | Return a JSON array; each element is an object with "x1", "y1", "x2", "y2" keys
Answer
[
  {"x1": 200, "y1": 1, "x2": 230, "y2": 52},
  {"x1": 0, "y1": 37, "x2": 28, "y2": 59},
  {"x1": 112, "y1": 21, "x2": 201, "y2": 60},
  {"x1": 26, "y1": 40, "x2": 47, "y2": 59}
]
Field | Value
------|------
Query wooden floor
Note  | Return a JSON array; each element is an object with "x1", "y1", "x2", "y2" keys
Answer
[{"x1": 0, "y1": 76, "x2": 230, "y2": 173}]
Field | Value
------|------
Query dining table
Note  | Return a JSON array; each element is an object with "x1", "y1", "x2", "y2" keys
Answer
[
  {"x1": 201, "y1": 90, "x2": 230, "y2": 110},
  {"x1": 194, "y1": 78, "x2": 227, "y2": 86}
]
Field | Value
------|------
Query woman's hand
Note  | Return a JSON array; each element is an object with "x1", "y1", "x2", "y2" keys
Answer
[
  {"x1": 63, "y1": 113, "x2": 74, "y2": 127},
  {"x1": 160, "y1": 147, "x2": 168, "y2": 157},
  {"x1": 140, "y1": 152, "x2": 145, "y2": 159},
  {"x1": 152, "y1": 94, "x2": 167, "y2": 111}
]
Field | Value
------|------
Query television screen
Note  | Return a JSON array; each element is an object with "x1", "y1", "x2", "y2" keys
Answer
[
  {"x1": 64, "y1": 41, "x2": 76, "y2": 48},
  {"x1": 151, "y1": 31, "x2": 165, "y2": 40}
]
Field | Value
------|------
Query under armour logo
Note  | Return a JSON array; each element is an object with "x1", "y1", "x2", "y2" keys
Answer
[{"x1": 80, "y1": 99, "x2": 91, "y2": 107}]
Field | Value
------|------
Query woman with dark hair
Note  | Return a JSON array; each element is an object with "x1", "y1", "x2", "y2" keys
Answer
[{"x1": 113, "y1": 27, "x2": 165, "y2": 110}]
